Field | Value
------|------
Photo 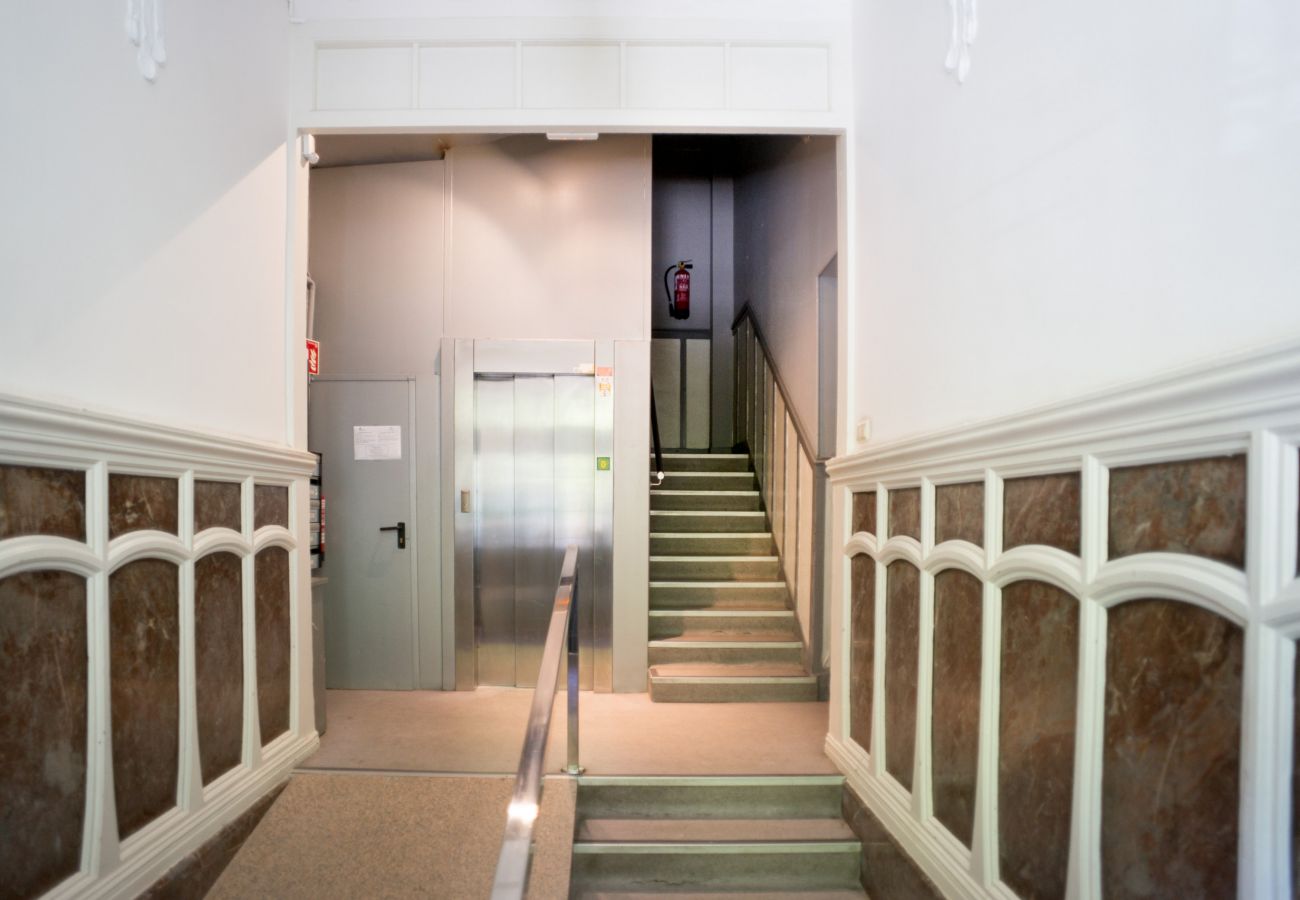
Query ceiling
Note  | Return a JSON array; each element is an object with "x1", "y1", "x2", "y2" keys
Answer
[{"x1": 312, "y1": 133, "x2": 507, "y2": 168}]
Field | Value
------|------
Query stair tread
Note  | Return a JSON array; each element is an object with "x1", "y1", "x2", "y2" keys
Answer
[
  {"x1": 649, "y1": 609, "x2": 794, "y2": 617},
  {"x1": 577, "y1": 818, "x2": 856, "y2": 843},
  {"x1": 575, "y1": 891, "x2": 867, "y2": 899},
  {"x1": 649, "y1": 663, "x2": 813, "y2": 679},
  {"x1": 649, "y1": 632, "x2": 800, "y2": 644}
]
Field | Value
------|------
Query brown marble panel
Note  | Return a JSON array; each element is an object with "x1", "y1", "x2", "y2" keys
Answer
[
  {"x1": 999, "y1": 580, "x2": 1078, "y2": 900},
  {"x1": 256, "y1": 549, "x2": 291, "y2": 744},
  {"x1": 1108, "y1": 455, "x2": 1247, "y2": 569},
  {"x1": 935, "y1": 482, "x2": 984, "y2": 547},
  {"x1": 1102, "y1": 599, "x2": 1241, "y2": 899},
  {"x1": 254, "y1": 485, "x2": 289, "y2": 530},
  {"x1": 139, "y1": 782, "x2": 285, "y2": 900},
  {"x1": 196, "y1": 553, "x2": 244, "y2": 786},
  {"x1": 110, "y1": 559, "x2": 180, "y2": 838},
  {"x1": 889, "y1": 488, "x2": 921, "y2": 540},
  {"x1": 0, "y1": 464, "x2": 85, "y2": 541},
  {"x1": 852, "y1": 491, "x2": 877, "y2": 536},
  {"x1": 1003, "y1": 472, "x2": 1081, "y2": 554},
  {"x1": 850, "y1": 555, "x2": 876, "y2": 753},
  {"x1": 842, "y1": 783, "x2": 944, "y2": 900},
  {"x1": 0, "y1": 571, "x2": 87, "y2": 897},
  {"x1": 109, "y1": 474, "x2": 179, "y2": 538},
  {"x1": 195, "y1": 481, "x2": 242, "y2": 533},
  {"x1": 885, "y1": 562, "x2": 920, "y2": 790},
  {"x1": 932, "y1": 569, "x2": 982, "y2": 848}
]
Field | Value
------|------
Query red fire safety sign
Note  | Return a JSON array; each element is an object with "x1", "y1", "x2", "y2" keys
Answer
[{"x1": 306, "y1": 339, "x2": 321, "y2": 376}]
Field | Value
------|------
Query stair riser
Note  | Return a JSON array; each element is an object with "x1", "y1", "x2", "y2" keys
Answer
[
  {"x1": 649, "y1": 584, "x2": 789, "y2": 609},
  {"x1": 648, "y1": 679, "x2": 819, "y2": 702},
  {"x1": 649, "y1": 535, "x2": 773, "y2": 556},
  {"x1": 571, "y1": 848, "x2": 860, "y2": 892},
  {"x1": 648, "y1": 644, "x2": 803, "y2": 666},
  {"x1": 650, "y1": 512, "x2": 768, "y2": 533},
  {"x1": 650, "y1": 559, "x2": 779, "y2": 581},
  {"x1": 576, "y1": 782, "x2": 844, "y2": 819},
  {"x1": 660, "y1": 473, "x2": 757, "y2": 491},
  {"x1": 649, "y1": 614, "x2": 797, "y2": 638},
  {"x1": 650, "y1": 492, "x2": 761, "y2": 512},
  {"x1": 654, "y1": 454, "x2": 750, "y2": 472}
]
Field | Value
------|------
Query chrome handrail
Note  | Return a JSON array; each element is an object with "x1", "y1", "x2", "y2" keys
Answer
[{"x1": 490, "y1": 545, "x2": 581, "y2": 899}]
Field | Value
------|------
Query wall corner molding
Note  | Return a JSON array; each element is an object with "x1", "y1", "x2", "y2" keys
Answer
[
  {"x1": 944, "y1": 0, "x2": 977, "y2": 84},
  {"x1": 125, "y1": 0, "x2": 167, "y2": 82}
]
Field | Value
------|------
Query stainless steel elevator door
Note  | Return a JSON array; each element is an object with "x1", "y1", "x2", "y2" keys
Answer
[{"x1": 473, "y1": 374, "x2": 594, "y2": 688}]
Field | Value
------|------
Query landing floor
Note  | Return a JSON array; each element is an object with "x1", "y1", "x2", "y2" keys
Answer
[{"x1": 302, "y1": 688, "x2": 837, "y2": 775}]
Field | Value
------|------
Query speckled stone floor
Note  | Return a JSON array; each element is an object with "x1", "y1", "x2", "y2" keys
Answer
[
  {"x1": 302, "y1": 687, "x2": 836, "y2": 776},
  {"x1": 209, "y1": 772, "x2": 575, "y2": 900}
]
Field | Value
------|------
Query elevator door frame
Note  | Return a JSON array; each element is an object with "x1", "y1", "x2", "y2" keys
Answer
[{"x1": 443, "y1": 338, "x2": 615, "y2": 691}]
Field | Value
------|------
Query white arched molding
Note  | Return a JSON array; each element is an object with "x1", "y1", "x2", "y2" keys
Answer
[
  {"x1": 106, "y1": 531, "x2": 188, "y2": 571},
  {"x1": 988, "y1": 545, "x2": 1085, "y2": 597},
  {"x1": 0, "y1": 536, "x2": 103, "y2": 579},
  {"x1": 252, "y1": 527, "x2": 296, "y2": 554},
  {"x1": 926, "y1": 541, "x2": 985, "y2": 580},
  {"x1": 877, "y1": 536, "x2": 924, "y2": 568},
  {"x1": 193, "y1": 529, "x2": 251, "y2": 559},
  {"x1": 1089, "y1": 554, "x2": 1250, "y2": 625},
  {"x1": 843, "y1": 533, "x2": 878, "y2": 558}
]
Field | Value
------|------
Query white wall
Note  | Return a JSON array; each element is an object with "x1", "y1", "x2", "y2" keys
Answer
[
  {"x1": 0, "y1": 0, "x2": 293, "y2": 444},
  {"x1": 850, "y1": 0, "x2": 1300, "y2": 446},
  {"x1": 446, "y1": 134, "x2": 651, "y2": 340},
  {"x1": 734, "y1": 136, "x2": 838, "y2": 447}
]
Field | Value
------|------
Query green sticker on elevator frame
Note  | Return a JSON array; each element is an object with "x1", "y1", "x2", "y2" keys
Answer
[{"x1": 596, "y1": 456, "x2": 611, "y2": 471}]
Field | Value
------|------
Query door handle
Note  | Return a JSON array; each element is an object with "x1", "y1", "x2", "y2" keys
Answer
[{"x1": 379, "y1": 522, "x2": 406, "y2": 549}]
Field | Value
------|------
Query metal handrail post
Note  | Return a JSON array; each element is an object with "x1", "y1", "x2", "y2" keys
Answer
[{"x1": 566, "y1": 567, "x2": 582, "y2": 775}]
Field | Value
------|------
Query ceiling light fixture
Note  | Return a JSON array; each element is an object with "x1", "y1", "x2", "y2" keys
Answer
[{"x1": 545, "y1": 132, "x2": 600, "y2": 141}]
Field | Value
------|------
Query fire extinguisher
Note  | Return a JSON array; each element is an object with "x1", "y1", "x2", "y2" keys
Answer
[{"x1": 663, "y1": 260, "x2": 693, "y2": 320}]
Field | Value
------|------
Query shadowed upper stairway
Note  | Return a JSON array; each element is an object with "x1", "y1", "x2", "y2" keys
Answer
[{"x1": 647, "y1": 451, "x2": 818, "y2": 702}]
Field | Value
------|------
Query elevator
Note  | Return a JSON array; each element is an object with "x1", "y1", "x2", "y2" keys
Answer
[
  {"x1": 447, "y1": 338, "x2": 615, "y2": 692},
  {"x1": 473, "y1": 374, "x2": 594, "y2": 687}
]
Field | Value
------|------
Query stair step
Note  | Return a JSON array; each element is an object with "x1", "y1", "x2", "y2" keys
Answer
[
  {"x1": 576, "y1": 774, "x2": 844, "y2": 815},
  {"x1": 648, "y1": 664, "x2": 818, "y2": 702},
  {"x1": 649, "y1": 533, "x2": 774, "y2": 556},
  {"x1": 570, "y1": 841, "x2": 861, "y2": 892},
  {"x1": 649, "y1": 557, "x2": 779, "y2": 582},
  {"x1": 650, "y1": 511, "x2": 769, "y2": 533},
  {"x1": 648, "y1": 636, "x2": 803, "y2": 666},
  {"x1": 649, "y1": 582, "x2": 789, "y2": 610},
  {"x1": 660, "y1": 472, "x2": 757, "y2": 492},
  {"x1": 577, "y1": 818, "x2": 855, "y2": 843},
  {"x1": 653, "y1": 453, "x2": 751, "y2": 473},
  {"x1": 650, "y1": 490, "x2": 762, "y2": 512},
  {"x1": 649, "y1": 609, "x2": 796, "y2": 639}
]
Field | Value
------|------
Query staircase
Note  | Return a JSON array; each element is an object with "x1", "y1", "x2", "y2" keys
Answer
[
  {"x1": 569, "y1": 775, "x2": 865, "y2": 898},
  {"x1": 647, "y1": 451, "x2": 818, "y2": 702}
]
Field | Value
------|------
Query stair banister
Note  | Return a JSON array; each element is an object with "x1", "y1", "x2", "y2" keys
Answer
[
  {"x1": 730, "y1": 304, "x2": 832, "y2": 691},
  {"x1": 490, "y1": 545, "x2": 581, "y2": 899},
  {"x1": 649, "y1": 386, "x2": 666, "y2": 487}
]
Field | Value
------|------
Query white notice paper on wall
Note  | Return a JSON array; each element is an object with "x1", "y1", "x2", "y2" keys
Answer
[{"x1": 353, "y1": 425, "x2": 402, "y2": 461}]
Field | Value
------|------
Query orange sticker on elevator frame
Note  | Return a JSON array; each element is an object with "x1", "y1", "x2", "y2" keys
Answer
[{"x1": 595, "y1": 366, "x2": 614, "y2": 376}]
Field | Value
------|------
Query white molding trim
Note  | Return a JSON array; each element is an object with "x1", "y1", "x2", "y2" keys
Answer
[
  {"x1": 0, "y1": 391, "x2": 318, "y2": 899},
  {"x1": 825, "y1": 340, "x2": 1300, "y2": 900}
]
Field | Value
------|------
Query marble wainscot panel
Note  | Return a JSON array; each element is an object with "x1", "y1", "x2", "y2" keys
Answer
[
  {"x1": 999, "y1": 580, "x2": 1078, "y2": 900},
  {"x1": 850, "y1": 555, "x2": 876, "y2": 752},
  {"x1": 888, "y1": 488, "x2": 920, "y2": 540},
  {"x1": 931, "y1": 569, "x2": 982, "y2": 848},
  {"x1": 1108, "y1": 455, "x2": 1247, "y2": 568},
  {"x1": 109, "y1": 474, "x2": 179, "y2": 538},
  {"x1": 0, "y1": 571, "x2": 87, "y2": 897},
  {"x1": 195, "y1": 481, "x2": 242, "y2": 533},
  {"x1": 885, "y1": 562, "x2": 920, "y2": 790},
  {"x1": 852, "y1": 490, "x2": 877, "y2": 536},
  {"x1": 1003, "y1": 472, "x2": 1081, "y2": 554},
  {"x1": 0, "y1": 464, "x2": 85, "y2": 540},
  {"x1": 842, "y1": 784, "x2": 943, "y2": 900},
  {"x1": 254, "y1": 485, "x2": 289, "y2": 531},
  {"x1": 1102, "y1": 599, "x2": 1242, "y2": 898},
  {"x1": 255, "y1": 548, "x2": 291, "y2": 744},
  {"x1": 196, "y1": 553, "x2": 244, "y2": 785},
  {"x1": 934, "y1": 482, "x2": 983, "y2": 547},
  {"x1": 110, "y1": 559, "x2": 180, "y2": 838}
]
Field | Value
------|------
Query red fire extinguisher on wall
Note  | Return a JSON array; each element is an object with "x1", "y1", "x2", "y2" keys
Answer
[{"x1": 664, "y1": 260, "x2": 693, "y2": 320}]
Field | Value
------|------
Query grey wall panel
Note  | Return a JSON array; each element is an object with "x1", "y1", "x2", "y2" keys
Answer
[{"x1": 474, "y1": 376, "x2": 516, "y2": 687}]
